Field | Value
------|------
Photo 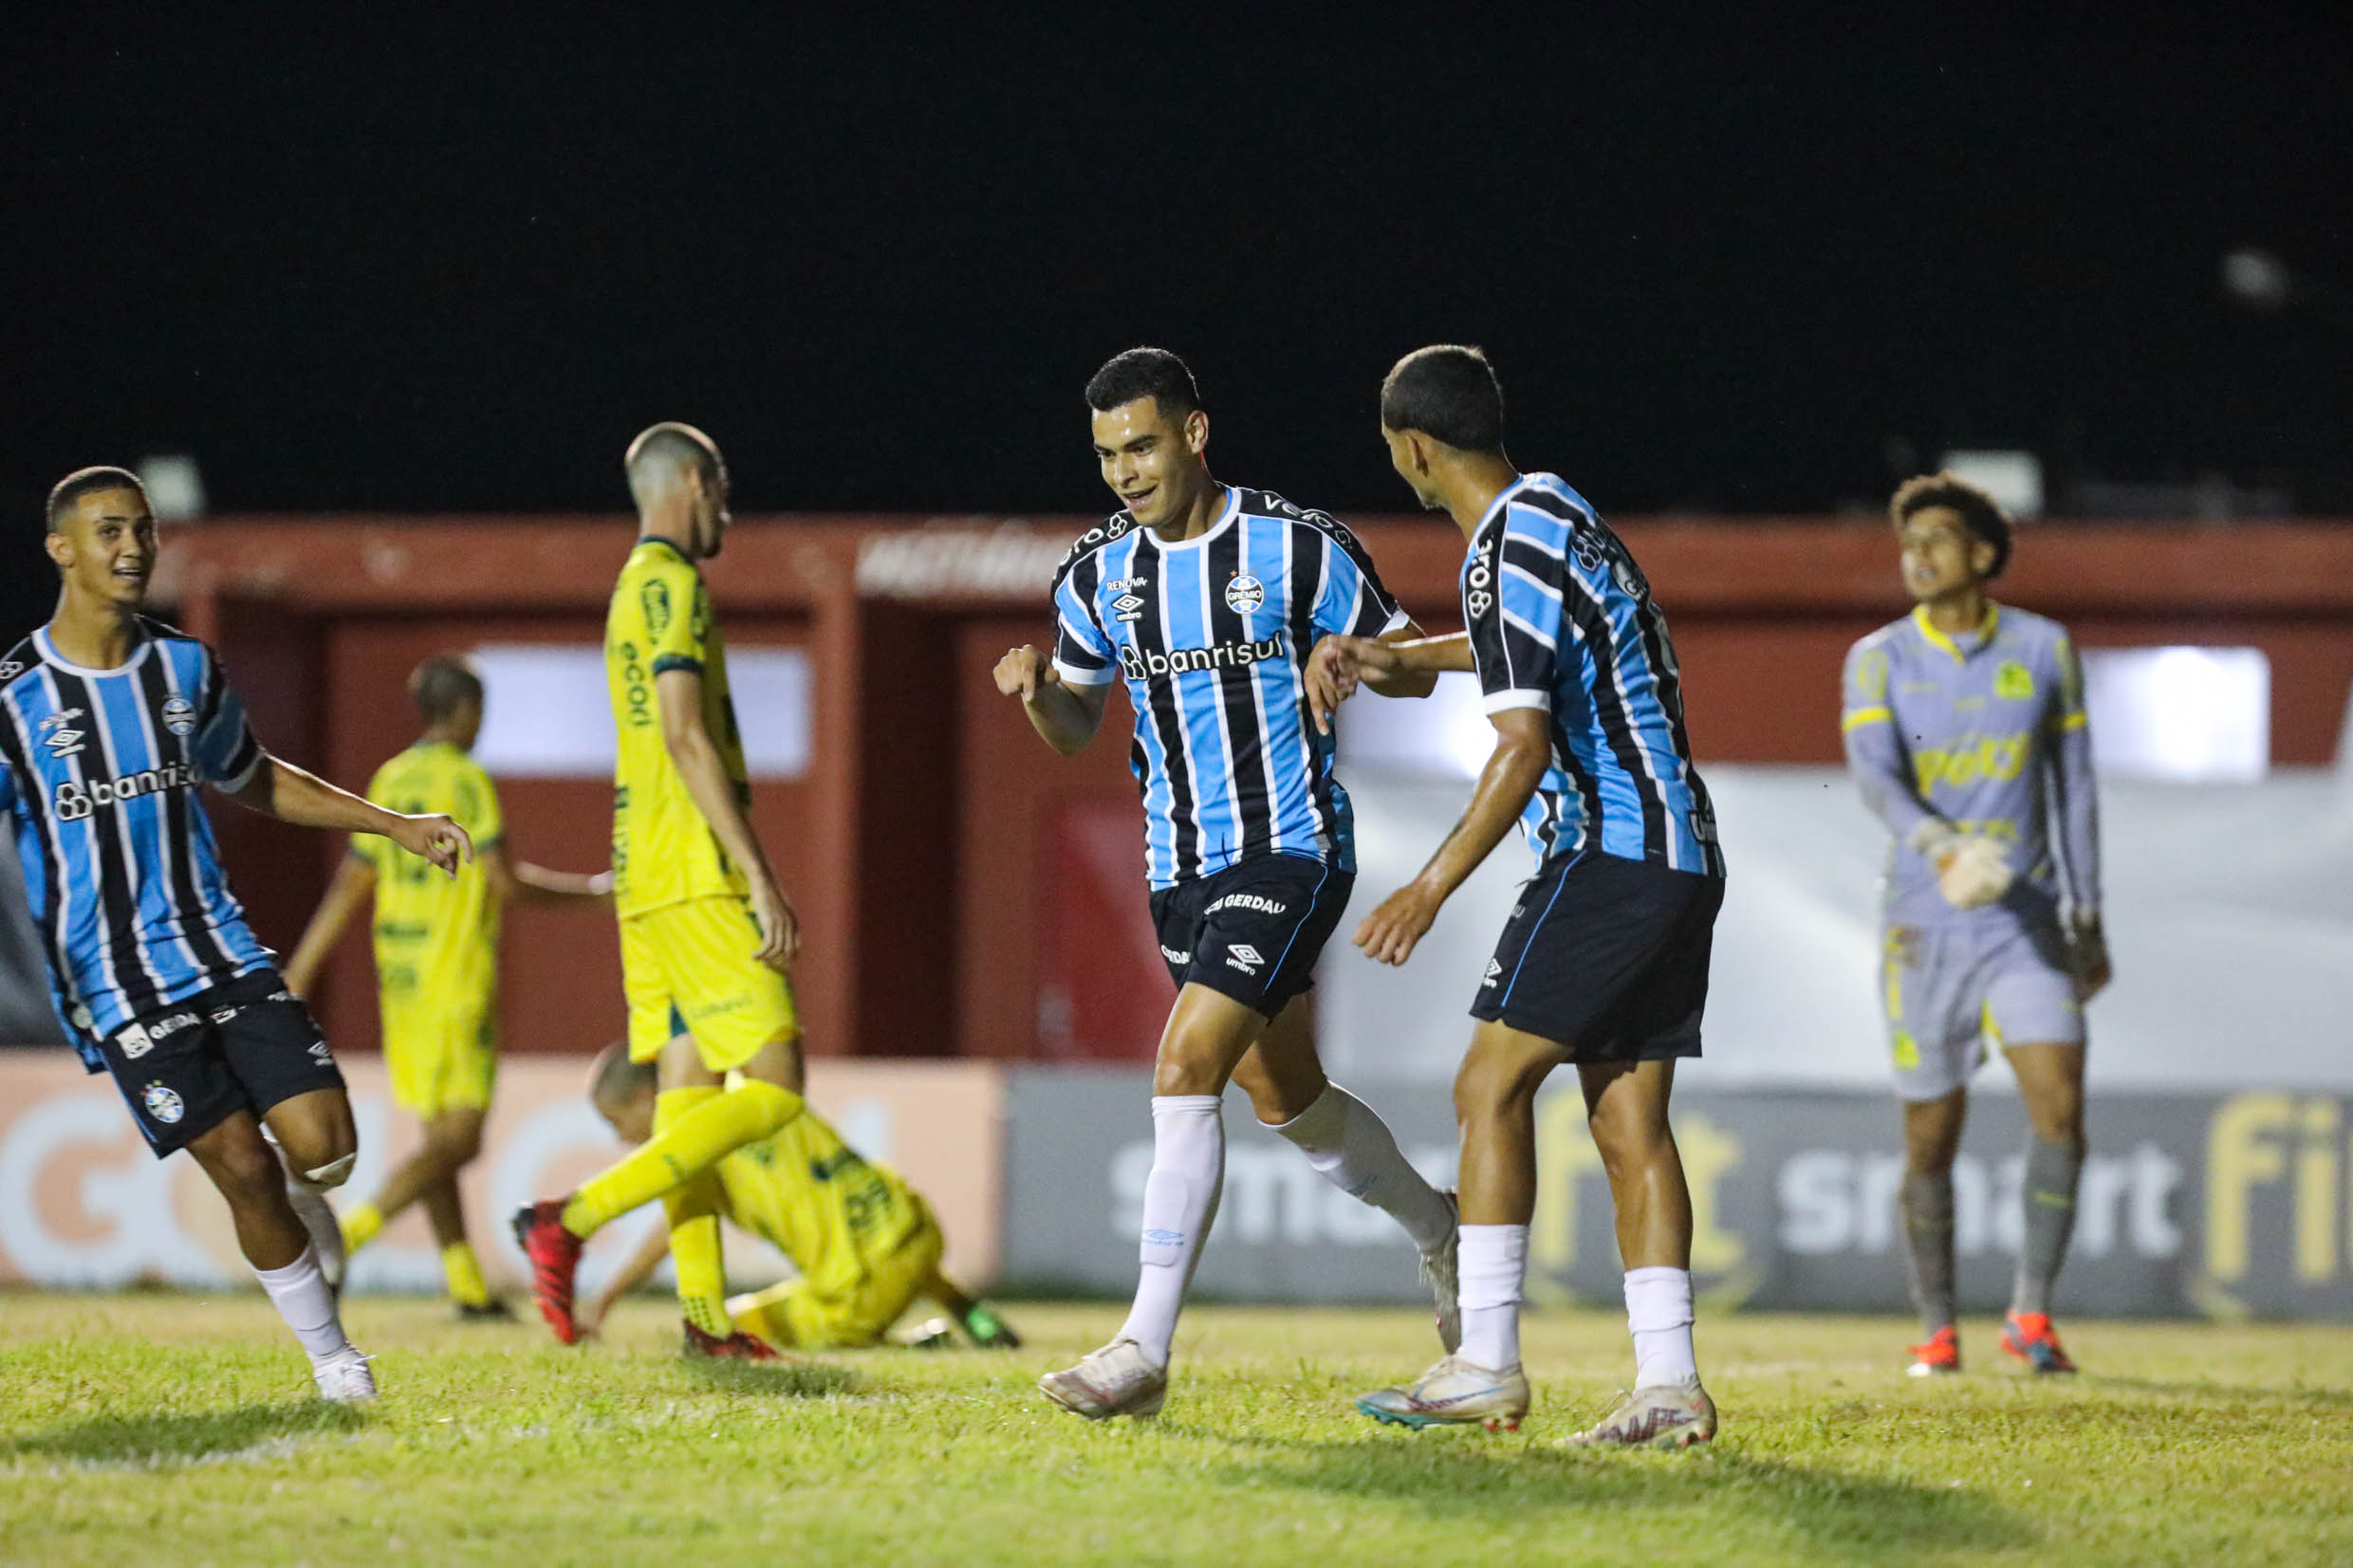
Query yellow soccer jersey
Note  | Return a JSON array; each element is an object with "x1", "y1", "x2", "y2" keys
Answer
[
  {"x1": 607, "y1": 538, "x2": 752, "y2": 918},
  {"x1": 354, "y1": 741, "x2": 503, "y2": 1016},
  {"x1": 716, "y1": 1113, "x2": 931, "y2": 1303}
]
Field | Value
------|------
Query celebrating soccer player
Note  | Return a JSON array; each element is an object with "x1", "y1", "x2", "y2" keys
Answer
[
  {"x1": 573, "y1": 1042, "x2": 1021, "y2": 1351},
  {"x1": 1, "y1": 468, "x2": 475, "y2": 1402},
  {"x1": 1325, "y1": 347, "x2": 1726, "y2": 1448},
  {"x1": 995, "y1": 347, "x2": 1460, "y2": 1420},
  {"x1": 1841, "y1": 474, "x2": 2107, "y2": 1376},
  {"x1": 281, "y1": 655, "x2": 609, "y2": 1318},
  {"x1": 512, "y1": 423, "x2": 813, "y2": 1360}
]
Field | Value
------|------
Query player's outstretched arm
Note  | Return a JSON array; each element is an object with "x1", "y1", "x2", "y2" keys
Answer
[
  {"x1": 227, "y1": 754, "x2": 472, "y2": 876},
  {"x1": 577, "y1": 1216, "x2": 675, "y2": 1339},
  {"x1": 1354, "y1": 705, "x2": 1552, "y2": 966},
  {"x1": 992, "y1": 645, "x2": 1108, "y2": 756},
  {"x1": 1307, "y1": 630, "x2": 1471, "y2": 734},
  {"x1": 280, "y1": 852, "x2": 378, "y2": 997},
  {"x1": 654, "y1": 666, "x2": 798, "y2": 968},
  {"x1": 484, "y1": 844, "x2": 614, "y2": 910}
]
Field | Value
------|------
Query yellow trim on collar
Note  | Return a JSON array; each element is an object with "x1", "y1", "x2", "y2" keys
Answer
[{"x1": 1911, "y1": 601, "x2": 2001, "y2": 663}]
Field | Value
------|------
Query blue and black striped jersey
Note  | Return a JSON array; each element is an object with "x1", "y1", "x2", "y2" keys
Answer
[
  {"x1": 1465, "y1": 473, "x2": 1723, "y2": 876},
  {"x1": 1051, "y1": 486, "x2": 1407, "y2": 889},
  {"x1": 0, "y1": 620, "x2": 275, "y2": 1062}
]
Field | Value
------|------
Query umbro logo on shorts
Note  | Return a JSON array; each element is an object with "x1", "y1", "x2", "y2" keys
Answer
[
  {"x1": 308, "y1": 1041, "x2": 334, "y2": 1066},
  {"x1": 1227, "y1": 944, "x2": 1265, "y2": 974},
  {"x1": 1483, "y1": 959, "x2": 1504, "y2": 987}
]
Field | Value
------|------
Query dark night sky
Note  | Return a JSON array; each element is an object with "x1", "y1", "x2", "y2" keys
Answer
[{"x1": 9, "y1": 11, "x2": 2351, "y2": 525}]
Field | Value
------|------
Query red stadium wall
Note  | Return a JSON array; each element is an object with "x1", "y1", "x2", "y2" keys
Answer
[{"x1": 161, "y1": 516, "x2": 2353, "y2": 1068}]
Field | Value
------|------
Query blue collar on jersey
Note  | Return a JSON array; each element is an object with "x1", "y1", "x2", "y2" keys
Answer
[{"x1": 1910, "y1": 600, "x2": 2002, "y2": 663}]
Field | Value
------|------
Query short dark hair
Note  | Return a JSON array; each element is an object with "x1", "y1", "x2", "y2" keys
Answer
[
  {"x1": 46, "y1": 466, "x2": 147, "y2": 532},
  {"x1": 408, "y1": 655, "x2": 484, "y2": 724},
  {"x1": 1891, "y1": 472, "x2": 2012, "y2": 581},
  {"x1": 1084, "y1": 347, "x2": 1200, "y2": 419},
  {"x1": 1380, "y1": 345, "x2": 1507, "y2": 454},
  {"x1": 590, "y1": 1041, "x2": 656, "y2": 1107}
]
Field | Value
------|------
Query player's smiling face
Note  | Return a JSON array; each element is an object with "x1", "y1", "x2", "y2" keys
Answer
[
  {"x1": 1092, "y1": 397, "x2": 1209, "y2": 530},
  {"x1": 1897, "y1": 507, "x2": 1992, "y2": 602},
  {"x1": 48, "y1": 487, "x2": 159, "y2": 610}
]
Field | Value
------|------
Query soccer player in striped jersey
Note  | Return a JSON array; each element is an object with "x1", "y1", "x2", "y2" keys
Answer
[
  {"x1": 1842, "y1": 474, "x2": 2107, "y2": 1376},
  {"x1": 995, "y1": 347, "x2": 1460, "y2": 1420},
  {"x1": 1328, "y1": 347, "x2": 1725, "y2": 1448},
  {"x1": 281, "y1": 655, "x2": 610, "y2": 1319},
  {"x1": 1, "y1": 467, "x2": 472, "y2": 1402}
]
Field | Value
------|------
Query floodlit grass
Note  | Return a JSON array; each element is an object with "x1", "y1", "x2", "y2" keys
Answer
[{"x1": 3, "y1": 1292, "x2": 2348, "y2": 1566}]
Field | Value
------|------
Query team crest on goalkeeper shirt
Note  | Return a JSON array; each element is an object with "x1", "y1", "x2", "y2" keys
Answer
[{"x1": 1995, "y1": 659, "x2": 2035, "y2": 700}]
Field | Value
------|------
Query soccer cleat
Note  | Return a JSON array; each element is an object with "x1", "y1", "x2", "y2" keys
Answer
[
  {"x1": 311, "y1": 1348, "x2": 378, "y2": 1404},
  {"x1": 1419, "y1": 1190, "x2": 1462, "y2": 1354},
  {"x1": 902, "y1": 1317, "x2": 959, "y2": 1350},
  {"x1": 1907, "y1": 1323, "x2": 1961, "y2": 1377},
  {"x1": 683, "y1": 1321, "x2": 783, "y2": 1360},
  {"x1": 1999, "y1": 1310, "x2": 2077, "y2": 1374},
  {"x1": 959, "y1": 1301, "x2": 1023, "y2": 1350},
  {"x1": 510, "y1": 1200, "x2": 585, "y2": 1344},
  {"x1": 1039, "y1": 1337, "x2": 1167, "y2": 1419},
  {"x1": 1355, "y1": 1355, "x2": 1529, "y2": 1431},
  {"x1": 456, "y1": 1298, "x2": 517, "y2": 1323},
  {"x1": 1561, "y1": 1378, "x2": 1717, "y2": 1449}
]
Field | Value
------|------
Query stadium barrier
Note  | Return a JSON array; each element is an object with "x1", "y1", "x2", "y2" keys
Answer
[{"x1": 2, "y1": 1053, "x2": 2345, "y2": 1319}]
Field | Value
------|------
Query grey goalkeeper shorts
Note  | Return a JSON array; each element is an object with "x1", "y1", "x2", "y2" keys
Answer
[{"x1": 1879, "y1": 919, "x2": 2084, "y2": 1101}]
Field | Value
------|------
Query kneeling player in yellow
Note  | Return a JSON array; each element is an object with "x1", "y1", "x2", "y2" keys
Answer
[
  {"x1": 283, "y1": 655, "x2": 609, "y2": 1316},
  {"x1": 513, "y1": 422, "x2": 816, "y2": 1358},
  {"x1": 574, "y1": 1043, "x2": 1021, "y2": 1351}
]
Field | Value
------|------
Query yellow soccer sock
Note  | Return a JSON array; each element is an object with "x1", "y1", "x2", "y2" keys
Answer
[
  {"x1": 440, "y1": 1241, "x2": 491, "y2": 1308},
  {"x1": 665, "y1": 1171, "x2": 731, "y2": 1338},
  {"x1": 341, "y1": 1202, "x2": 384, "y2": 1254},
  {"x1": 727, "y1": 1283, "x2": 801, "y2": 1349},
  {"x1": 562, "y1": 1079, "x2": 802, "y2": 1238}
]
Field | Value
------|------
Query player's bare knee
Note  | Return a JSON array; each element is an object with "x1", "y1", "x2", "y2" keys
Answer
[{"x1": 1453, "y1": 1042, "x2": 1549, "y2": 1125}]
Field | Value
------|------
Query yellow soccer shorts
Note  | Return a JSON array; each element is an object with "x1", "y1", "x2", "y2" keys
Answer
[
  {"x1": 380, "y1": 997, "x2": 498, "y2": 1119},
  {"x1": 621, "y1": 895, "x2": 800, "y2": 1072},
  {"x1": 727, "y1": 1210, "x2": 944, "y2": 1351}
]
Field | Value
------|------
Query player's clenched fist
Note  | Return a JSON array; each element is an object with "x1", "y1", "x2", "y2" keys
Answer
[
  {"x1": 993, "y1": 645, "x2": 1057, "y2": 701},
  {"x1": 391, "y1": 813, "x2": 473, "y2": 877}
]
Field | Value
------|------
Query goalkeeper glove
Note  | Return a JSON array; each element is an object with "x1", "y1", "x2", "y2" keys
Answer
[{"x1": 1909, "y1": 821, "x2": 2013, "y2": 910}]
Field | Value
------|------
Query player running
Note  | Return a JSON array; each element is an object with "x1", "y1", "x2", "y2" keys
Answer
[
  {"x1": 282, "y1": 655, "x2": 609, "y2": 1318},
  {"x1": 995, "y1": 347, "x2": 1460, "y2": 1420},
  {"x1": 1326, "y1": 347, "x2": 1725, "y2": 1448},
  {"x1": 573, "y1": 1042, "x2": 1021, "y2": 1351},
  {"x1": 513, "y1": 422, "x2": 814, "y2": 1361},
  {"x1": 1842, "y1": 473, "x2": 2107, "y2": 1377},
  {"x1": 1, "y1": 467, "x2": 472, "y2": 1402}
]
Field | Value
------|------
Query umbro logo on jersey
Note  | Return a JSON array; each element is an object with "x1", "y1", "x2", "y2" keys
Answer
[
  {"x1": 1113, "y1": 594, "x2": 1147, "y2": 622},
  {"x1": 161, "y1": 694, "x2": 197, "y2": 736},
  {"x1": 39, "y1": 709, "x2": 85, "y2": 758},
  {"x1": 1227, "y1": 944, "x2": 1265, "y2": 974}
]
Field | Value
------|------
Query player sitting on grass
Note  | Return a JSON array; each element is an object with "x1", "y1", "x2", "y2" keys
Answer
[
  {"x1": 1842, "y1": 473, "x2": 2108, "y2": 1377},
  {"x1": 1, "y1": 467, "x2": 472, "y2": 1403},
  {"x1": 281, "y1": 654, "x2": 609, "y2": 1319},
  {"x1": 573, "y1": 1042, "x2": 1020, "y2": 1351}
]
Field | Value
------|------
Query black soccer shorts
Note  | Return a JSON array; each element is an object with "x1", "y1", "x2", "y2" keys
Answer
[
  {"x1": 1470, "y1": 851, "x2": 1724, "y2": 1061},
  {"x1": 1147, "y1": 853, "x2": 1355, "y2": 1020},
  {"x1": 92, "y1": 968, "x2": 347, "y2": 1157}
]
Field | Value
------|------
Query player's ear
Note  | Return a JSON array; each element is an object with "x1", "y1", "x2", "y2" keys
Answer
[
  {"x1": 1969, "y1": 538, "x2": 1997, "y2": 578},
  {"x1": 1184, "y1": 408, "x2": 1210, "y2": 458},
  {"x1": 44, "y1": 526, "x2": 71, "y2": 571}
]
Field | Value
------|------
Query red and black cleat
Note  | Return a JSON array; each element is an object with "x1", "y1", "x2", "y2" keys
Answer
[
  {"x1": 683, "y1": 1322, "x2": 783, "y2": 1361},
  {"x1": 1999, "y1": 1310, "x2": 2078, "y2": 1374},
  {"x1": 1907, "y1": 1323, "x2": 1961, "y2": 1377},
  {"x1": 510, "y1": 1200, "x2": 585, "y2": 1344}
]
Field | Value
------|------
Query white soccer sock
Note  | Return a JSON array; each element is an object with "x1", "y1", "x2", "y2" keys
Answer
[
  {"x1": 1269, "y1": 1083, "x2": 1454, "y2": 1255},
  {"x1": 254, "y1": 1243, "x2": 355, "y2": 1365},
  {"x1": 1117, "y1": 1095, "x2": 1225, "y2": 1370},
  {"x1": 1624, "y1": 1264, "x2": 1697, "y2": 1388},
  {"x1": 1457, "y1": 1224, "x2": 1528, "y2": 1371}
]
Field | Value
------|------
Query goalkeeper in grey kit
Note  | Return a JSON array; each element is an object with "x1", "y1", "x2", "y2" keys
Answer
[{"x1": 1841, "y1": 473, "x2": 2108, "y2": 1377}]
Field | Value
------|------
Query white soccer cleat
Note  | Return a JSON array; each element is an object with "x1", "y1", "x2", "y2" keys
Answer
[
  {"x1": 1561, "y1": 1377, "x2": 1716, "y2": 1449},
  {"x1": 1418, "y1": 1191, "x2": 1461, "y2": 1354},
  {"x1": 311, "y1": 1347, "x2": 377, "y2": 1405},
  {"x1": 1039, "y1": 1337, "x2": 1167, "y2": 1420},
  {"x1": 1355, "y1": 1355, "x2": 1529, "y2": 1431}
]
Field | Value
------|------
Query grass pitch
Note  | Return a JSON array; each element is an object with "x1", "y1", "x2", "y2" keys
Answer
[{"x1": 3, "y1": 1292, "x2": 2348, "y2": 1566}]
